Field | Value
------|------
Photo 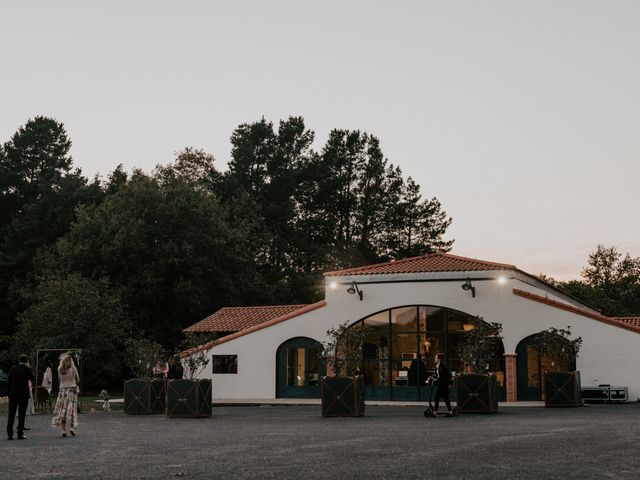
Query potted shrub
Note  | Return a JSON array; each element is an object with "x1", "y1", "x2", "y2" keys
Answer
[
  {"x1": 457, "y1": 317, "x2": 503, "y2": 413},
  {"x1": 166, "y1": 333, "x2": 213, "y2": 418},
  {"x1": 123, "y1": 338, "x2": 167, "y2": 414},
  {"x1": 319, "y1": 321, "x2": 367, "y2": 417},
  {"x1": 535, "y1": 327, "x2": 583, "y2": 407}
]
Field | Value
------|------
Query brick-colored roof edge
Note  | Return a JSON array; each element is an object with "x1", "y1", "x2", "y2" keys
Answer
[
  {"x1": 182, "y1": 304, "x2": 308, "y2": 333},
  {"x1": 180, "y1": 300, "x2": 327, "y2": 358},
  {"x1": 512, "y1": 288, "x2": 640, "y2": 334},
  {"x1": 612, "y1": 317, "x2": 640, "y2": 328},
  {"x1": 323, "y1": 253, "x2": 516, "y2": 276}
]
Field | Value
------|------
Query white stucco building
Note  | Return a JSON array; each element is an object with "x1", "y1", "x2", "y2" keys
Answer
[{"x1": 184, "y1": 253, "x2": 640, "y2": 402}]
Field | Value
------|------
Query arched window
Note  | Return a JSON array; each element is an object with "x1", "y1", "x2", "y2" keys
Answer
[{"x1": 352, "y1": 306, "x2": 505, "y2": 401}]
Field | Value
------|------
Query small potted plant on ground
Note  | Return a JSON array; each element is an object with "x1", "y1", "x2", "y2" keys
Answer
[
  {"x1": 320, "y1": 321, "x2": 367, "y2": 417},
  {"x1": 167, "y1": 333, "x2": 214, "y2": 418},
  {"x1": 535, "y1": 327, "x2": 583, "y2": 407},
  {"x1": 457, "y1": 316, "x2": 503, "y2": 413},
  {"x1": 123, "y1": 338, "x2": 167, "y2": 414}
]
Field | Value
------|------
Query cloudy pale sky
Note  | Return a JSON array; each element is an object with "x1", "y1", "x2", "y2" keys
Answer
[{"x1": 1, "y1": 1, "x2": 638, "y2": 280}]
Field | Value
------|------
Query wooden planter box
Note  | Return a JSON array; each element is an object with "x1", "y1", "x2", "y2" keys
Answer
[
  {"x1": 166, "y1": 379, "x2": 212, "y2": 418},
  {"x1": 321, "y1": 375, "x2": 365, "y2": 417},
  {"x1": 456, "y1": 374, "x2": 499, "y2": 413},
  {"x1": 124, "y1": 379, "x2": 166, "y2": 414},
  {"x1": 544, "y1": 371, "x2": 582, "y2": 407}
]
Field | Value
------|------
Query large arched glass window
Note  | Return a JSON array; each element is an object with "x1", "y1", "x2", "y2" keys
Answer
[{"x1": 353, "y1": 305, "x2": 505, "y2": 401}]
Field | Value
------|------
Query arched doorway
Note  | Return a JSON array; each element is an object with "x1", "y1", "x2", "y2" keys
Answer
[
  {"x1": 276, "y1": 337, "x2": 325, "y2": 398},
  {"x1": 516, "y1": 333, "x2": 576, "y2": 401},
  {"x1": 352, "y1": 306, "x2": 506, "y2": 401}
]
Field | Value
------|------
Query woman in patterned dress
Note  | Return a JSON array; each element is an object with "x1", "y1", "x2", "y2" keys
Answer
[{"x1": 51, "y1": 353, "x2": 79, "y2": 437}]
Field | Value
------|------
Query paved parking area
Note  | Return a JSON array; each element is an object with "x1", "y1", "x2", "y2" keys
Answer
[{"x1": 3, "y1": 403, "x2": 640, "y2": 479}]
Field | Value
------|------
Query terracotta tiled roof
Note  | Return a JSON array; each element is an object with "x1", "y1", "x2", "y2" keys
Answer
[
  {"x1": 183, "y1": 305, "x2": 308, "y2": 333},
  {"x1": 513, "y1": 289, "x2": 640, "y2": 334},
  {"x1": 324, "y1": 253, "x2": 515, "y2": 276},
  {"x1": 613, "y1": 317, "x2": 640, "y2": 329},
  {"x1": 181, "y1": 301, "x2": 327, "y2": 358}
]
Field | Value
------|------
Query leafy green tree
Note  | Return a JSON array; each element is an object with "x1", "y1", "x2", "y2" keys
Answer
[
  {"x1": 460, "y1": 317, "x2": 503, "y2": 374},
  {"x1": 379, "y1": 175, "x2": 453, "y2": 259},
  {"x1": 155, "y1": 147, "x2": 219, "y2": 192},
  {"x1": 179, "y1": 332, "x2": 218, "y2": 379},
  {"x1": 559, "y1": 245, "x2": 640, "y2": 316},
  {"x1": 301, "y1": 128, "x2": 453, "y2": 270},
  {"x1": 321, "y1": 321, "x2": 368, "y2": 376},
  {"x1": 534, "y1": 327, "x2": 582, "y2": 372},
  {"x1": 0, "y1": 117, "x2": 102, "y2": 339},
  {"x1": 222, "y1": 116, "x2": 316, "y2": 303},
  {"x1": 222, "y1": 117, "x2": 454, "y2": 303},
  {"x1": 0, "y1": 116, "x2": 73, "y2": 223},
  {"x1": 45, "y1": 170, "x2": 254, "y2": 347},
  {"x1": 105, "y1": 164, "x2": 128, "y2": 195},
  {"x1": 123, "y1": 338, "x2": 164, "y2": 380},
  {"x1": 12, "y1": 274, "x2": 129, "y2": 390}
]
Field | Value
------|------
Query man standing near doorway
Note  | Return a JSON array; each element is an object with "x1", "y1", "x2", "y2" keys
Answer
[{"x1": 6, "y1": 354, "x2": 34, "y2": 440}]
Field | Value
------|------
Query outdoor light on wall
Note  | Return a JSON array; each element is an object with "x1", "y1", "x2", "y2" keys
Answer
[
  {"x1": 461, "y1": 277, "x2": 476, "y2": 298},
  {"x1": 346, "y1": 281, "x2": 363, "y2": 301},
  {"x1": 497, "y1": 276, "x2": 507, "y2": 286},
  {"x1": 328, "y1": 281, "x2": 338, "y2": 290}
]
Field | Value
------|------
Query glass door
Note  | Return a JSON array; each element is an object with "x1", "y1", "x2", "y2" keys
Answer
[
  {"x1": 277, "y1": 338, "x2": 324, "y2": 398},
  {"x1": 516, "y1": 334, "x2": 568, "y2": 401}
]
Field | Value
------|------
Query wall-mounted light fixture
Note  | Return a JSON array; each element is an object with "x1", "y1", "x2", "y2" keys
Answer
[
  {"x1": 461, "y1": 277, "x2": 476, "y2": 298},
  {"x1": 346, "y1": 281, "x2": 363, "y2": 301}
]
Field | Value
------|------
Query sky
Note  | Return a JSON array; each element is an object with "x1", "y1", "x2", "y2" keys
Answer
[{"x1": 1, "y1": 1, "x2": 639, "y2": 281}]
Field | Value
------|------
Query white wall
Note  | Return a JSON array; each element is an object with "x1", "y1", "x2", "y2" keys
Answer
[{"x1": 194, "y1": 271, "x2": 640, "y2": 400}]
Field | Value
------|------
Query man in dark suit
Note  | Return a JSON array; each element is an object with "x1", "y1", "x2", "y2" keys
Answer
[{"x1": 6, "y1": 354, "x2": 34, "y2": 440}]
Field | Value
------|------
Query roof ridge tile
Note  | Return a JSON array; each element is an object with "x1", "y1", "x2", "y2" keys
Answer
[{"x1": 324, "y1": 252, "x2": 515, "y2": 276}]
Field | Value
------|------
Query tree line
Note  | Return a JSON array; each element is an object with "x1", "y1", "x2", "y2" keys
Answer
[
  {"x1": 547, "y1": 245, "x2": 640, "y2": 317},
  {"x1": 2, "y1": 116, "x2": 638, "y2": 390},
  {"x1": 0, "y1": 116, "x2": 453, "y2": 389}
]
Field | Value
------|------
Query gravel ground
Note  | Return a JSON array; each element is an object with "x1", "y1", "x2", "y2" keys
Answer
[{"x1": 3, "y1": 403, "x2": 640, "y2": 480}]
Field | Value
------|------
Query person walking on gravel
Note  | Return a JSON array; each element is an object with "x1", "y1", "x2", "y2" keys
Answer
[{"x1": 51, "y1": 353, "x2": 80, "y2": 438}]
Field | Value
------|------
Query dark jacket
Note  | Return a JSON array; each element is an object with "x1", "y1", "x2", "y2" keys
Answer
[
  {"x1": 435, "y1": 362, "x2": 451, "y2": 387},
  {"x1": 8, "y1": 363, "x2": 34, "y2": 401},
  {"x1": 168, "y1": 362, "x2": 184, "y2": 380}
]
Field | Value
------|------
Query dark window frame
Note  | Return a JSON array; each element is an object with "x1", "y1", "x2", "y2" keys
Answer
[
  {"x1": 212, "y1": 355, "x2": 238, "y2": 374},
  {"x1": 355, "y1": 305, "x2": 506, "y2": 399}
]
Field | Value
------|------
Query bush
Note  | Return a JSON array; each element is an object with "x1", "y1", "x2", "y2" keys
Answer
[
  {"x1": 461, "y1": 316, "x2": 503, "y2": 374},
  {"x1": 535, "y1": 327, "x2": 582, "y2": 372},
  {"x1": 321, "y1": 321, "x2": 367, "y2": 376}
]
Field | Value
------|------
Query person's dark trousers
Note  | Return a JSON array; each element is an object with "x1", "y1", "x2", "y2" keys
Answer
[
  {"x1": 7, "y1": 397, "x2": 28, "y2": 439},
  {"x1": 434, "y1": 385, "x2": 452, "y2": 412}
]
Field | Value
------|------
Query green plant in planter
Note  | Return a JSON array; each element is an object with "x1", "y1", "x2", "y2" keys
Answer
[
  {"x1": 165, "y1": 333, "x2": 217, "y2": 418},
  {"x1": 534, "y1": 327, "x2": 582, "y2": 372},
  {"x1": 123, "y1": 338, "x2": 166, "y2": 414},
  {"x1": 457, "y1": 316, "x2": 503, "y2": 413},
  {"x1": 124, "y1": 338, "x2": 164, "y2": 380},
  {"x1": 461, "y1": 316, "x2": 503, "y2": 374},
  {"x1": 320, "y1": 321, "x2": 368, "y2": 417},
  {"x1": 179, "y1": 332, "x2": 217, "y2": 379},
  {"x1": 321, "y1": 321, "x2": 367, "y2": 376},
  {"x1": 535, "y1": 327, "x2": 583, "y2": 407}
]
